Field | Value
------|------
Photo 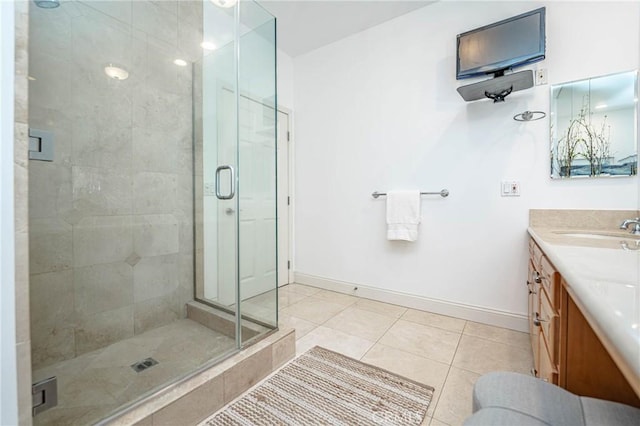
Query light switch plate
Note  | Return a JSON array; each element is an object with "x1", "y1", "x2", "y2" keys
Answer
[{"x1": 501, "y1": 181, "x2": 520, "y2": 197}]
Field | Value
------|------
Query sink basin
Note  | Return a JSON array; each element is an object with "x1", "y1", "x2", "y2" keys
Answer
[{"x1": 554, "y1": 231, "x2": 640, "y2": 241}]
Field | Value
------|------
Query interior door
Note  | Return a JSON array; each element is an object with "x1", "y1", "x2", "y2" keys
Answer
[
  {"x1": 237, "y1": 95, "x2": 277, "y2": 301},
  {"x1": 277, "y1": 110, "x2": 291, "y2": 287}
]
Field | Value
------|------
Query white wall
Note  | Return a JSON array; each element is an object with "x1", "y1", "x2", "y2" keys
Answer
[
  {"x1": 292, "y1": 1, "x2": 639, "y2": 329},
  {"x1": 0, "y1": 0, "x2": 18, "y2": 423},
  {"x1": 277, "y1": 48, "x2": 294, "y2": 109}
]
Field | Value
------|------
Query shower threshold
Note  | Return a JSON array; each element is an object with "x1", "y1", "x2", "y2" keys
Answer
[{"x1": 32, "y1": 319, "x2": 235, "y2": 426}]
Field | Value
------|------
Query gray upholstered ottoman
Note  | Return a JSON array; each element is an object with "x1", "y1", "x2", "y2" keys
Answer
[{"x1": 464, "y1": 372, "x2": 640, "y2": 426}]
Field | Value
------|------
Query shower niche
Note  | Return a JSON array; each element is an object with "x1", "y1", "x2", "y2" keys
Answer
[{"x1": 27, "y1": 0, "x2": 277, "y2": 423}]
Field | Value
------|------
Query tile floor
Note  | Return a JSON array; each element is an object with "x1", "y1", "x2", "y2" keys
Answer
[
  {"x1": 32, "y1": 319, "x2": 236, "y2": 426},
  {"x1": 278, "y1": 283, "x2": 533, "y2": 426}
]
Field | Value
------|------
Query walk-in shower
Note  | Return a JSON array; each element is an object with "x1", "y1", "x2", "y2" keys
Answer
[{"x1": 27, "y1": 0, "x2": 277, "y2": 423}]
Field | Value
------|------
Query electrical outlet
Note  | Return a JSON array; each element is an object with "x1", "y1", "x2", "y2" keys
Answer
[
  {"x1": 536, "y1": 68, "x2": 548, "y2": 85},
  {"x1": 501, "y1": 181, "x2": 521, "y2": 197}
]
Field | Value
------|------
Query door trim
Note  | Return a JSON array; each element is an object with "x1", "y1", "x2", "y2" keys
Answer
[{"x1": 277, "y1": 105, "x2": 294, "y2": 286}]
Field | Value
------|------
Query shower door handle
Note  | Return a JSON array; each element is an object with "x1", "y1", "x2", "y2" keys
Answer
[{"x1": 215, "y1": 165, "x2": 235, "y2": 200}]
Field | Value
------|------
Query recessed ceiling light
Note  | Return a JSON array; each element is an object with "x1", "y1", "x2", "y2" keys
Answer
[
  {"x1": 104, "y1": 64, "x2": 129, "y2": 80},
  {"x1": 173, "y1": 59, "x2": 188, "y2": 67},
  {"x1": 210, "y1": 0, "x2": 237, "y2": 8},
  {"x1": 594, "y1": 104, "x2": 607, "y2": 109},
  {"x1": 28, "y1": 76, "x2": 36, "y2": 81},
  {"x1": 200, "y1": 41, "x2": 217, "y2": 50}
]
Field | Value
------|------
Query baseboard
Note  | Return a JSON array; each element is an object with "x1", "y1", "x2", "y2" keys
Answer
[{"x1": 294, "y1": 273, "x2": 529, "y2": 333}]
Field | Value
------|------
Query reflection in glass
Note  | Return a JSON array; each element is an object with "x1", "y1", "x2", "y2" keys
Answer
[{"x1": 550, "y1": 71, "x2": 638, "y2": 178}]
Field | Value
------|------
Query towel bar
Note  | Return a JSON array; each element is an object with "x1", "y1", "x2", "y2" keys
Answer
[{"x1": 371, "y1": 190, "x2": 449, "y2": 199}]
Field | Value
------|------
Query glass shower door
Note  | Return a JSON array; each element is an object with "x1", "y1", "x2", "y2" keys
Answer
[
  {"x1": 196, "y1": 1, "x2": 240, "y2": 322},
  {"x1": 237, "y1": 0, "x2": 278, "y2": 343},
  {"x1": 195, "y1": 0, "x2": 277, "y2": 346}
]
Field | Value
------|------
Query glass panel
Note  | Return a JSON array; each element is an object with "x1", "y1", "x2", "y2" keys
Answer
[
  {"x1": 550, "y1": 71, "x2": 638, "y2": 178},
  {"x1": 237, "y1": 0, "x2": 278, "y2": 344},
  {"x1": 28, "y1": 0, "x2": 277, "y2": 422},
  {"x1": 195, "y1": 0, "x2": 239, "y2": 317}
]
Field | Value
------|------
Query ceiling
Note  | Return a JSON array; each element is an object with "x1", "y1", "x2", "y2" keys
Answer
[{"x1": 260, "y1": 0, "x2": 436, "y2": 57}]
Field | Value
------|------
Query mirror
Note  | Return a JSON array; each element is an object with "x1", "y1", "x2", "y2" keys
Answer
[{"x1": 550, "y1": 70, "x2": 638, "y2": 178}]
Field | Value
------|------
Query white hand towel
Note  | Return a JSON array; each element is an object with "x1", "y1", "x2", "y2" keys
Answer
[{"x1": 386, "y1": 190, "x2": 421, "y2": 241}]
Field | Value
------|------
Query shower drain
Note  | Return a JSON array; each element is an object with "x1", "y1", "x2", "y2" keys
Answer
[{"x1": 130, "y1": 357, "x2": 158, "y2": 373}]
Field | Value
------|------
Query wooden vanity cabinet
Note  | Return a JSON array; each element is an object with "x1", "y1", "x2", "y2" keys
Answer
[
  {"x1": 527, "y1": 239, "x2": 560, "y2": 384},
  {"x1": 528, "y1": 238, "x2": 640, "y2": 408},
  {"x1": 560, "y1": 280, "x2": 640, "y2": 407}
]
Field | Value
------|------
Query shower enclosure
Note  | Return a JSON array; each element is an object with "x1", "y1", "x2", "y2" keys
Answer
[{"x1": 27, "y1": 0, "x2": 277, "y2": 423}]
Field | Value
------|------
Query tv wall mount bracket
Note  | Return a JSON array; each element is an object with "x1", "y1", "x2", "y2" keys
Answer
[
  {"x1": 456, "y1": 70, "x2": 534, "y2": 102},
  {"x1": 485, "y1": 86, "x2": 513, "y2": 102}
]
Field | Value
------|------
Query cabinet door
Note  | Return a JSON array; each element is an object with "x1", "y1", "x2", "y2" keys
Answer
[
  {"x1": 564, "y1": 292, "x2": 640, "y2": 407},
  {"x1": 527, "y1": 260, "x2": 540, "y2": 375},
  {"x1": 539, "y1": 334, "x2": 558, "y2": 384},
  {"x1": 539, "y1": 288, "x2": 558, "y2": 363}
]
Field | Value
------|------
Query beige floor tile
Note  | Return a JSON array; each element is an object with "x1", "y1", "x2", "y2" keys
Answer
[
  {"x1": 279, "y1": 296, "x2": 347, "y2": 324},
  {"x1": 278, "y1": 313, "x2": 318, "y2": 339},
  {"x1": 402, "y1": 309, "x2": 466, "y2": 333},
  {"x1": 378, "y1": 320, "x2": 461, "y2": 365},
  {"x1": 354, "y1": 298, "x2": 408, "y2": 318},
  {"x1": 33, "y1": 404, "x2": 120, "y2": 426},
  {"x1": 463, "y1": 321, "x2": 530, "y2": 350},
  {"x1": 312, "y1": 289, "x2": 358, "y2": 306},
  {"x1": 432, "y1": 367, "x2": 479, "y2": 426},
  {"x1": 55, "y1": 366, "x2": 125, "y2": 408},
  {"x1": 241, "y1": 302, "x2": 276, "y2": 324},
  {"x1": 277, "y1": 288, "x2": 308, "y2": 309},
  {"x1": 282, "y1": 283, "x2": 322, "y2": 296},
  {"x1": 361, "y1": 343, "x2": 449, "y2": 418},
  {"x1": 323, "y1": 307, "x2": 397, "y2": 341},
  {"x1": 429, "y1": 417, "x2": 450, "y2": 426},
  {"x1": 33, "y1": 319, "x2": 236, "y2": 426},
  {"x1": 243, "y1": 290, "x2": 276, "y2": 306},
  {"x1": 33, "y1": 349, "x2": 100, "y2": 383},
  {"x1": 295, "y1": 326, "x2": 375, "y2": 360},
  {"x1": 452, "y1": 334, "x2": 533, "y2": 376},
  {"x1": 87, "y1": 336, "x2": 164, "y2": 368}
]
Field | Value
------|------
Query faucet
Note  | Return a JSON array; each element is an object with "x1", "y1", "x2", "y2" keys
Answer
[{"x1": 619, "y1": 218, "x2": 640, "y2": 235}]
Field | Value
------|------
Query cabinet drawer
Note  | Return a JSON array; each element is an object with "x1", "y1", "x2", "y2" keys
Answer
[
  {"x1": 539, "y1": 290, "x2": 558, "y2": 362},
  {"x1": 529, "y1": 238, "x2": 536, "y2": 259},
  {"x1": 540, "y1": 256, "x2": 560, "y2": 308},
  {"x1": 531, "y1": 240, "x2": 544, "y2": 270}
]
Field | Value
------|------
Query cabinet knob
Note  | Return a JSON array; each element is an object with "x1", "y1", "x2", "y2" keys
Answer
[{"x1": 533, "y1": 312, "x2": 543, "y2": 327}]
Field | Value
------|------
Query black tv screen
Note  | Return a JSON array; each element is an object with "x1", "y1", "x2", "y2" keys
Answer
[{"x1": 456, "y1": 8, "x2": 546, "y2": 80}]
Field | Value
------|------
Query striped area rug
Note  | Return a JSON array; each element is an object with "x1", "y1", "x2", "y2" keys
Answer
[{"x1": 203, "y1": 346, "x2": 434, "y2": 425}]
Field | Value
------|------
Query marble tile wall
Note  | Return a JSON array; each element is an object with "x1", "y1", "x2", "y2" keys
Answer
[
  {"x1": 28, "y1": 1, "x2": 202, "y2": 369},
  {"x1": 15, "y1": 1, "x2": 33, "y2": 424}
]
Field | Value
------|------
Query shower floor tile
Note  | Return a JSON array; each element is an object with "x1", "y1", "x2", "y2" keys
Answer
[{"x1": 32, "y1": 319, "x2": 235, "y2": 426}]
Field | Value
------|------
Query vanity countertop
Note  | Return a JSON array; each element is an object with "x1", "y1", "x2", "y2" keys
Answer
[{"x1": 528, "y1": 226, "x2": 640, "y2": 396}]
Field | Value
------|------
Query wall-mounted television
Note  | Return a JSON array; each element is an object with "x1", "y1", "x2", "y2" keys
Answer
[{"x1": 456, "y1": 7, "x2": 546, "y2": 80}]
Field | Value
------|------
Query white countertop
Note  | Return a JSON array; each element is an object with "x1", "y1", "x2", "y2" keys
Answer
[{"x1": 528, "y1": 227, "x2": 640, "y2": 391}]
